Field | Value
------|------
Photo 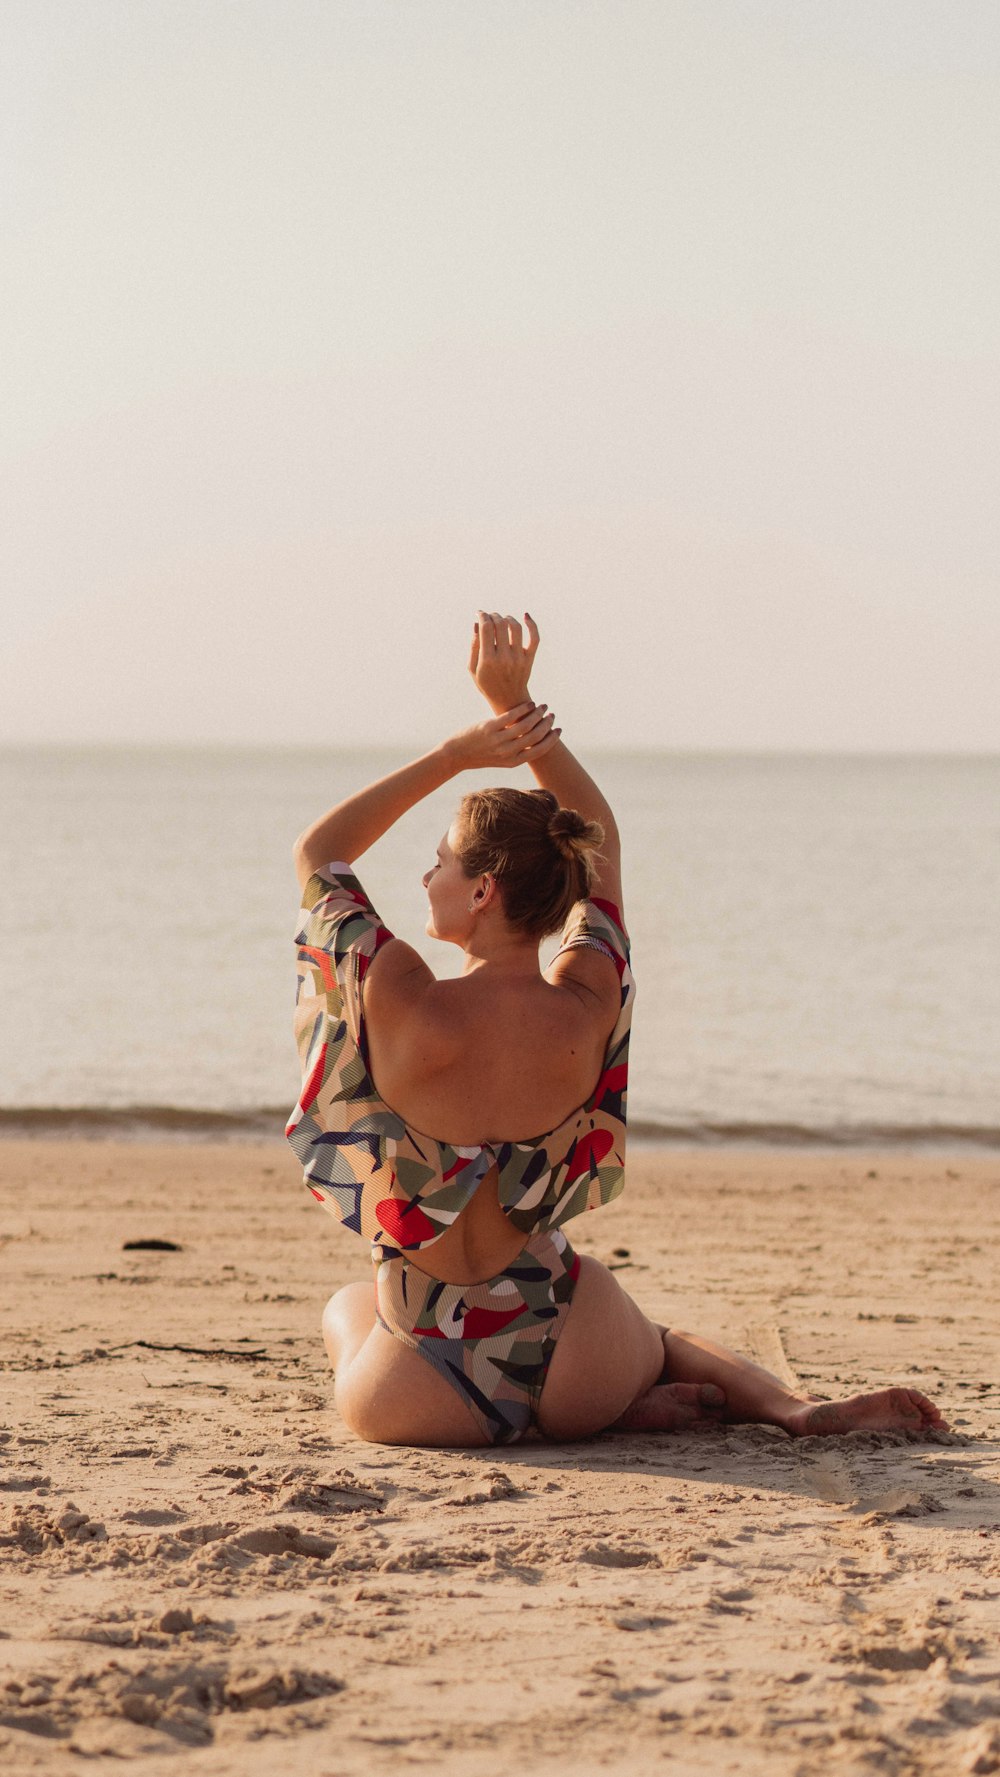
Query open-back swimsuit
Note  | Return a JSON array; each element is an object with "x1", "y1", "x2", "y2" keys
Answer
[{"x1": 287, "y1": 864, "x2": 634, "y2": 1445}]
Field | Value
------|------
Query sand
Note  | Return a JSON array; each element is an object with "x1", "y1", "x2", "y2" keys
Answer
[{"x1": 1, "y1": 1139, "x2": 998, "y2": 1777}]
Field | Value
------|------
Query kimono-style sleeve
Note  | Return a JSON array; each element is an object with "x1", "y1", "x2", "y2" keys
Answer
[
  {"x1": 498, "y1": 895, "x2": 635, "y2": 1233},
  {"x1": 287, "y1": 863, "x2": 496, "y2": 1253},
  {"x1": 285, "y1": 864, "x2": 405, "y2": 1237},
  {"x1": 291, "y1": 862, "x2": 394, "y2": 1065},
  {"x1": 556, "y1": 895, "x2": 631, "y2": 981}
]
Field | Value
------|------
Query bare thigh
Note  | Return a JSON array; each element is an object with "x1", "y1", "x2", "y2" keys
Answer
[
  {"x1": 536, "y1": 1255, "x2": 664, "y2": 1440},
  {"x1": 321, "y1": 1282, "x2": 491, "y2": 1448}
]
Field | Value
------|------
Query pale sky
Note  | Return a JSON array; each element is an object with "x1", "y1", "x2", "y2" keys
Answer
[{"x1": 3, "y1": 0, "x2": 998, "y2": 751}]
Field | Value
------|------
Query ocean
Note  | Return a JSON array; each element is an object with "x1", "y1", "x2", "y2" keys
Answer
[{"x1": 2, "y1": 745, "x2": 998, "y2": 1148}]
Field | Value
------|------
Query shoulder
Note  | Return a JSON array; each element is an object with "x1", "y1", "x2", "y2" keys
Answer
[
  {"x1": 545, "y1": 944, "x2": 621, "y2": 1022},
  {"x1": 362, "y1": 940, "x2": 467, "y2": 1060},
  {"x1": 361, "y1": 937, "x2": 436, "y2": 1016},
  {"x1": 555, "y1": 895, "x2": 630, "y2": 970},
  {"x1": 546, "y1": 896, "x2": 631, "y2": 1015},
  {"x1": 362, "y1": 950, "x2": 477, "y2": 1092}
]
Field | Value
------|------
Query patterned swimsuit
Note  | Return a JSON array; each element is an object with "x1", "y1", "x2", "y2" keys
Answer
[{"x1": 286, "y1": 864, "x2": 634, "y2": 1444}]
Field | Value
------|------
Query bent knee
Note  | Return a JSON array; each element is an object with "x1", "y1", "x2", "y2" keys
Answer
[
  {"x1": 322, "y1": 1280, "x2": 373, "y2": 1330},
  {"x1": 536, "y1": 1256, "x2": 664, "y2": 1439},
  {"x1": 333, "y1": 1377, "x2": 404, "y2": 1445},
  {"x1": 321, "y1": 1281, "x2": 376, "y2": 1369},
  {"x1": 534, "y1": 1399, "x2": 604, "y2": 1442}
]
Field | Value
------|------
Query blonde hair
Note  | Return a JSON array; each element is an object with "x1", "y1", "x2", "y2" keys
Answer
[{"x1": 453, "y1": 787, "x2": 604, "y2": 940}]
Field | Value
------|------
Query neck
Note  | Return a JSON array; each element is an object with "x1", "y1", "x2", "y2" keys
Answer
[{"x1": 459, "y1": 923, "x2": 541, "y2": 977}]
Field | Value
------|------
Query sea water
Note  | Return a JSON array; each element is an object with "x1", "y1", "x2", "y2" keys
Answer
[{"x1": 2, "y1": 745, "x2": 998, "y2": 1146}]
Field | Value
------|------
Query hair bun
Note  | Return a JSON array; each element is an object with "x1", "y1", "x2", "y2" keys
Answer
[{"x1": 547, "y1": 805, "x2": 604, "y2": 861}]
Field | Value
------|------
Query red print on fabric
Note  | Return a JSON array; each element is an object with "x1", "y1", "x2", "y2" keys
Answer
[
  {"x1": 300, "y1": 946, "x2": 336, "y2": 991},
  {"x1": 594, "y1": 1062, "x2": 627, "y2": 1099},
  {"x1": 299, "y1": 1044, "x2": 328, "y2": 1113},
  {"x1": 376, "y1": 1198, "x2": 438, "y2": 1246},
  {"x1": 564, "y1": 1127, "x2": 615, "y2": 1183},
  {"x1": 460, "y1": 1304, "x2": 527, "y2": 1338}
]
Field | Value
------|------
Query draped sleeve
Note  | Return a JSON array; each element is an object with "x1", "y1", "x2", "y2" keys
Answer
[
  {"x1": 493, "y1": 896, "x2": 635, "y2": 1235},
  {"x1": 290, "y1": 863, "x2": 394, "y2": 1071},
  {"x1": 285, "y1": 864, "x2": 494, "y2": 1250}
]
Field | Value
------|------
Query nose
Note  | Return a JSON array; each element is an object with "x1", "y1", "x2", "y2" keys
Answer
[{"x1": 422, "y1": 869, "x2": 432, "y2": 888}]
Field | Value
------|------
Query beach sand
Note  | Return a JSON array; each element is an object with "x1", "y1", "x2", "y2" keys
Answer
[{"x1": 1, "y1": 1140, "x2": 997, "y2": 1776}]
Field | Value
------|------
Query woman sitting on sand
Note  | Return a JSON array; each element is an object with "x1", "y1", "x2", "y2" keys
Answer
[{"x1": 286, "y1": 615, "x2": 944, "y2": 1449}]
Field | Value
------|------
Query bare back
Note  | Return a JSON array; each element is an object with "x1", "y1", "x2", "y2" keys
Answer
[
  {"x1": 364, "y1": 950, "x2": 617, "y2": 1146},
  {"x1": 361, "y1": 944, "x2": 621, "y2": 1284}
]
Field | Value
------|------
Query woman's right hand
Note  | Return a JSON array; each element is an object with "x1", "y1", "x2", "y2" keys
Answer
[
  {"x1": 443, "y1": 701, "x2": 560, "y2": 773},
  {"x1": 468, "y1": 612, "x2": 540, "y2": 714}
]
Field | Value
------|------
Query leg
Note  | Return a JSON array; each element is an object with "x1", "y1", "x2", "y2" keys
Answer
[
  {"x1": 321, "y1": 1283, "x2": 492, "y2": 1448},
  {"x1": 658, "y1": 1327, "x2": 947, "y2": 1437},
  {"x1": 541, "y1": 1262, "x2": 945, "y2": 1440},
  {"x1": 322, "y1": 1281, "x2": 379, "y2": 1372},
  {"x1": 657, "y1": 1327, "x2": 809, "y2": 1427},
  {"x1": 537, "y1": 1258, "x2": 726, "y2": 1440}
]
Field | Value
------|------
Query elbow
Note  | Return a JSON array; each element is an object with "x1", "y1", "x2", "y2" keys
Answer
[{"x1": 292, "y1": 833, "x2": 315, "y2": 881}]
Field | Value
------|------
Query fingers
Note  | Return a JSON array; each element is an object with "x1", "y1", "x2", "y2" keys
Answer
[
  {"x1": 502, "y1": 612, "x2": 524, "y2": 655},
  {"x1": 490, "y1": 701, "x2": 535, "y2": 730},
  {"x1": 488, "y1": 611, "x2": 516, "y2": 655},
  {"x1": 478, "y1": 611, "x2": 528, "y2": 657},
  {"x1": 467, "y1": 623, "x2": 480, "y2": 676},
  {"x1": 496, "y1": 705, "x2": 559, "y2": 754},
  {"x1": 523, "y1": 611, "x2": 539, "y2": 660},
  {"x1": 514, "y1": 703, "x2": 553, "y2": 742},
  {"x1": 526, "y1": 724, "x2": 561, "y2": 758}
]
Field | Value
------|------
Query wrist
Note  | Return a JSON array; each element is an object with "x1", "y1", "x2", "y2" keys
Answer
[
  {"x1": 433, "y1": 737, "x2": 465, "y2": 778},
  {"x1": 484, "y1": 690, "x2": 533, "y2": 717}
]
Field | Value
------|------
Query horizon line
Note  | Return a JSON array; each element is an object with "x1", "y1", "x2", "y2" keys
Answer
[{"x1": 1, "y1": 738, "x2": 997, "y2": 763}]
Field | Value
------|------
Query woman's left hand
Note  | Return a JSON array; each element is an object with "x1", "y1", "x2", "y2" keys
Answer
[
  {"x1": 443, "y1": 702, "x2": 560, "y2": 773},
  {"x1": 469, "y1": 612, "x2": 540, "y2": 713}
]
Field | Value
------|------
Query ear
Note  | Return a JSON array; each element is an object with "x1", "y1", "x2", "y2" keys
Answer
[{"x1": 471, "y1": 873, "x2": 498, "y2": 912}]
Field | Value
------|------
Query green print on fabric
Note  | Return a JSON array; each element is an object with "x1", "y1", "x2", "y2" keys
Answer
[{"x1": 373, "y1": 1228, "x2": 582, "y2": 1445}]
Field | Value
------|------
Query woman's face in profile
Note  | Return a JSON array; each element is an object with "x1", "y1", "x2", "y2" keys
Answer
[{"x1": 423, "y1": 824, "x2": 473, "y2": 943}]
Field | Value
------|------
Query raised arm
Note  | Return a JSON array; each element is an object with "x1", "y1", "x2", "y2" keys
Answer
[
  {"x1": 293, "y1": 703, "x2": 558, "y2": 888},
  {"x1": 469, "y1": 613, "x2": 623, "y2": 911}
]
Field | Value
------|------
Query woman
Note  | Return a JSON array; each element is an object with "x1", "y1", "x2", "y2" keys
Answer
[{"x1": 287, "y1": 614, "x2": 945, "y2": 1448}]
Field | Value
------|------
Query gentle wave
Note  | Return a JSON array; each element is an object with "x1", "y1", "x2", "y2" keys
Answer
[
  {"x1": 1, "y1": 1106, "x2": 999, "y2": 1151},
  {"x1": 0, "y1": 1106, "x2": 289, "y2": 1142},
  {"x1": 628, "y1": 1119, "x2": 1000, "y2": 1152}
]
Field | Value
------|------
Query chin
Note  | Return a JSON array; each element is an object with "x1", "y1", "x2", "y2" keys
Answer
[{"x1": 426, "y1": 913, "x2": 460, "y2": 946}]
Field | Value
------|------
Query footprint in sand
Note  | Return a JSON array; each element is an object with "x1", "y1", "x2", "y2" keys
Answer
[
  {"x1": 224, "y1": 1466, "x2": 384, "y2": 1513},
  {"x1": 578, "y1": 1541, "x2": 660, "y2": 1569},
  {"x1": 274, "y1": 1470, "x2": 384, "y2": 1514},
  {"x1": 0, "y1": 1502, "x2": 106, "y2": 1552},
  {"x1": 850, "y1": 1487, "x2": 946, "y2": 1520},
  {"x1": 2, "y1": 1658, "x2": 345, "y2": 1753},
  {"x1": 444, "y1": 1469, "x2": 522, "y2": 1507}
]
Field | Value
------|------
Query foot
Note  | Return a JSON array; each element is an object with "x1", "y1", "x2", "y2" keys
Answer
[
  {"x1": 783, "y1": 1387, "x2": 948, "y2": 1438},
  {"x1": 616, "y1": 1381, "x2": 727, "y2": 1434}
]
